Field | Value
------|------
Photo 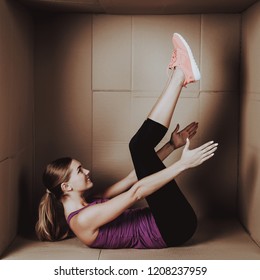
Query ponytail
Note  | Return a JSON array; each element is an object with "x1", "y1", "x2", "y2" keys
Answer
[
  {"x1": 35, "y1": 192, "x2": 71, "y2": 241},
  {"x1": 35, "y1": 157, "x2": 73, "y2": 241}
]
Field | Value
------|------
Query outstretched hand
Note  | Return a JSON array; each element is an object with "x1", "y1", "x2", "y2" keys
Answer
[
  {"x1": 170, "y1": 122, "x2": 198, "y2": 149},
  {"x1": 180, "y1": 138, "x2": 218, "y2": 169}
]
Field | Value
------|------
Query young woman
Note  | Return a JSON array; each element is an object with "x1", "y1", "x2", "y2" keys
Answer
[{"x1": 36, "y1": 33, "x2": 218, "y2": 249}]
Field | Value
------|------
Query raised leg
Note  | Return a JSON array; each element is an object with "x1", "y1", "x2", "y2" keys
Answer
[
  {"x1": 148, "y1": 68, "x2": 184, "y2": 128},
  {"x1": 148, "y1": 32, "x2": 201, "y2": 129},
  {"x1": 129, "y1": 119, "x2": 197, "y2": 247},
  {"x1": 129, "y1": 33, "x2": 201, "y2": 246}
]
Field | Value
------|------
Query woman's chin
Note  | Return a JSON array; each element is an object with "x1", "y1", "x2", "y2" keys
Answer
[{"x1": 87, "y1": 181, "x2": 94, "y2": 189}]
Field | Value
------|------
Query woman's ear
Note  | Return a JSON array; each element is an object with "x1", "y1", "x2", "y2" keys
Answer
[{"x1": 61, "y1": 183, "x2": 73, "y2": 192}]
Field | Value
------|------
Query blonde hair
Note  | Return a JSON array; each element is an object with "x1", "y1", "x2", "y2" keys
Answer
[{"x1": 35, "y1": 157, "x2": 73, "y2": 241}]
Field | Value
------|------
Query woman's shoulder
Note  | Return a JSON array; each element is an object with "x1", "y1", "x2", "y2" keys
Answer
[
  {"x1": 72, "y1": 217, "x2": 99, "y2": 246},
  {"x1": 72, "y1": 198, "x2": 109, "y2": 228},
  {"x1": 87, "y1": 197, "x2": 109, "y2": 204},
  {"x1": 69, "y1": 201, "x2": 102, "y2": 246}
]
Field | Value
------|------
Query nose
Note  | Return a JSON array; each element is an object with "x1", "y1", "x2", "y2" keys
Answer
[{"x1": 83, "y1": 168, "x2": 89, "y2": 176}]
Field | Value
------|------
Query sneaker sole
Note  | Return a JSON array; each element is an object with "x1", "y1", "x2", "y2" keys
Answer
[{"x1": 174, "y1": 33, "x2": 201, "y2": 81}]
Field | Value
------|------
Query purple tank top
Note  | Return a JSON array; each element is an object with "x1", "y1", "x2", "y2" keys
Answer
[{"x1": 67, "y1": 198, "x2": 167, "y2": 249}]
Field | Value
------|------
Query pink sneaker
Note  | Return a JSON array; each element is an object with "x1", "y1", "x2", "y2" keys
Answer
[{"x1": 168, "y1": 33, "x2": 200, "y2": 86}]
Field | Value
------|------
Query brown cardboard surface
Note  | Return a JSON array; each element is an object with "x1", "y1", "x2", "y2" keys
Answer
[{"x1": 2, "y1": 219, "x2": 260, "y2": 260}]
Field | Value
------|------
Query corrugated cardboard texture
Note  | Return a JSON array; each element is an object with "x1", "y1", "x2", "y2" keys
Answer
[
  {"x1": 34, "y1": 13, "x2": 240, "y2": 220},
  {"x1": 3, "y1": 219, "x2": 260, "y2": 260},
  {"x1": 1, "y1": 1, "x2": 260, "y2": 258},
  {"x1": 239, "y1": 1, "x2": 260, "y2": 246},
  {"x1": 0, "y1": 0, "x2": 34, "y2": 255}
]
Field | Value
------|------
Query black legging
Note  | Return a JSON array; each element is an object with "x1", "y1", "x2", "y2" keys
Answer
[{"x1": 129, "y1": 118, "x2": 197, "y2": 247}]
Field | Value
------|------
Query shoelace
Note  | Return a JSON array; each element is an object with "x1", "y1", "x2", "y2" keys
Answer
[
  {"x1": 166, "y1": 49, "x2": 177, "y2": 77},
  {"x1": 168, "y1": 49, "x2": 177, "y2": 69},
  {"x1": 166, "y1": 48, "x2": 191, "y2": 87}
]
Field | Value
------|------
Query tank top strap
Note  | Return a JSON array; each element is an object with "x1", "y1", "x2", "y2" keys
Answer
[
  {"x1": 66, "y1": 198, "x2": 108, "y2": 224},
  {"x1": 66, "y1": 205, "x2": 89, "y2": 224}
]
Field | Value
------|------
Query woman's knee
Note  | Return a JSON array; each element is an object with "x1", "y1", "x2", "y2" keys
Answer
[
  {"x1": 165, "y1": 212, "x2": 198, "y2": 247},
  {"x1": 129, "y1": 134, "x2": 145, "y2": 155}
]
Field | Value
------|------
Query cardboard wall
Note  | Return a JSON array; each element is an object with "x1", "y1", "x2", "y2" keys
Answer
[
  {"x1": 239, "y1": 1, "x2": 260, "y2": 246},
  {"x1": 34, "y1": 14, "x2": 240, "y2": 220},
  {"x1": 1, "y1": 0, "x2": 259, "y2": 257},
  {"x1": 34, "y1": 14, "x2": 93, "y2": 210},
  {"x1": 0, "y1": 1, "x2": 34, "y2": 255}
]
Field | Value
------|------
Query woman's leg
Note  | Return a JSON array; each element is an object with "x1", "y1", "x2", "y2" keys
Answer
[
  {"x1": 148, "y1": 32, "x2": 200, "y2": 129},
  {"x1": 148, "y1": 67, "x2": 184, "y2": 128},
  {"x1": 129, "y1": 119, "x2": 197, "y2": 246},
  {"x1": 129, "y1": 33, "x2": 200, "y2": 246}
]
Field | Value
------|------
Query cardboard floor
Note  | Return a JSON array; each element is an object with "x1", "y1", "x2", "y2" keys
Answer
[{"x1": 2, "y1": 218, "x2": 260, "y2": 260}]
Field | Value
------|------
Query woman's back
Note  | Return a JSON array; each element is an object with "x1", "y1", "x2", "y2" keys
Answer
[{"x1": 67, "y1": 198, "x2": 166, "y2": 249}]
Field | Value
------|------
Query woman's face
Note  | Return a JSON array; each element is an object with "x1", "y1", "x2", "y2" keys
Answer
[{"x1": 67, "y1": 159, "x2": 93, "y2": 191}]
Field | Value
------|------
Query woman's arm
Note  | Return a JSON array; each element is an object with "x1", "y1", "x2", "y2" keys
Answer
[
  {"x1": 156, "y1": 122, "x2": 199, "y2": 161},
  {"x1": 97, "y1": 142, "x2": 174, "y2": 199},
  {"x1": 99, "y1": 141, "x2": 173, "y2": 199},
  {"x1": 99, "y1": 170, "x2": 137, "y2": 199},
  {"x1": 129, "y1": 138, "x2": 217, "y2": 202},
  {"x1": 98, "y1": 141, "x2": 175, "y2": 199},
  {"x1": 100, "y1": 122, "x2": 198, "y2": 199},
  {"x1": 77, "y1": 139, "x2": 218, "y2": 241}
]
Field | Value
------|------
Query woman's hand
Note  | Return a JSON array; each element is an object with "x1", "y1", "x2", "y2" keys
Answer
[
  {"x1": 170, "y1": 122, "x2": 198, "y2": 149},
  {"x1": 180, "y1": 138, "x2": 218, "y2": 169}
]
